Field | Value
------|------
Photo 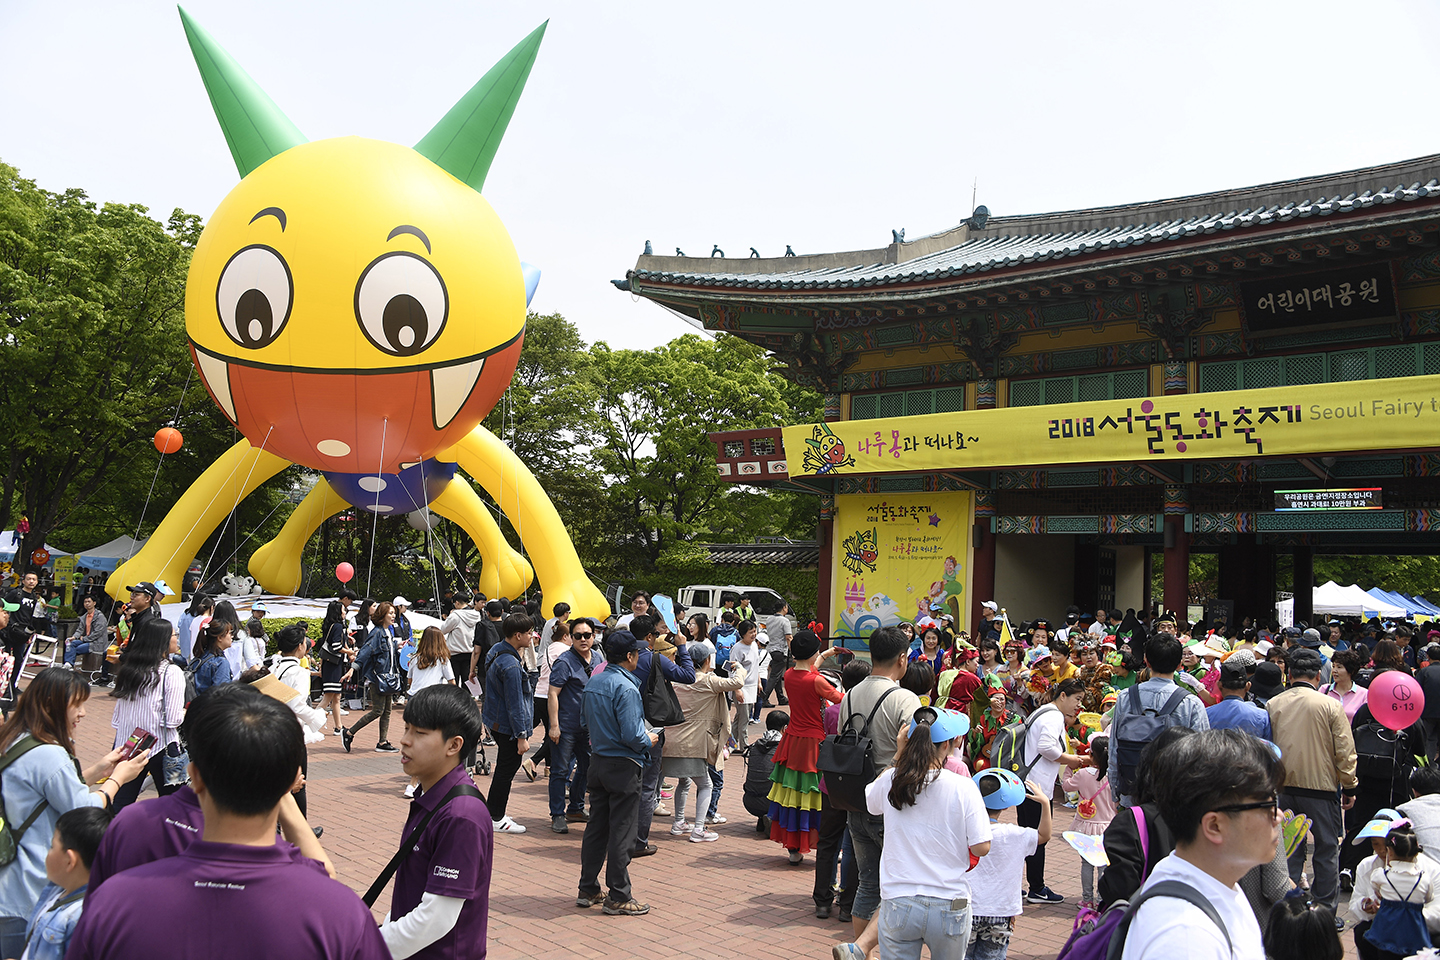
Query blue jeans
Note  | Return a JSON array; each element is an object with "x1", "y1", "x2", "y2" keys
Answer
[
  {"x1": 0, "y1": 916, "x2": 25, "y2": 958},
  {"x1": 635, "y1": 729, "x2": 663, "y2": 845},
  {"x1": 878, "y1": 894, "x2": 973, "y2": 960},
  {"x1": 849, "y1": 809, "x2": 886, "y2": 921},
  {"x1": 840, "y1": 827, "x2": 857, "y2": 907},
  {"x1": 548, "y1": 730, "x2": 591, "y2": 818},
  {"x1": 706, "y1": 763, "x2": 723, "y2": 819},
  {"x1": 64, "y1": 639, "x2": 90, "y2": 665}
]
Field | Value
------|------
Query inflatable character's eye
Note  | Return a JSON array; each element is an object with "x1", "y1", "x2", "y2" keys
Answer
[
  {"x1": 215, "y1": 245, "x2": 294, "y2": 349},
  {"x1": 354, "y1": 252, "x2": 449, "y2": 357}
]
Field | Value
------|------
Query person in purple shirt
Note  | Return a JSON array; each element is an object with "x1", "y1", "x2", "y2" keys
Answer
[
  {"x1": 379, "y1": 685, "x2": 490, "y2": 959},
  {"x1": 68, "y1": 685, "x2": 386, "y2": 960},
  {"x1": 87, "y1": 781, "x2": 334, "y2": 892},
  {"x1": 1204, "y1": 662, "x2": 1273, "y2": 740}
]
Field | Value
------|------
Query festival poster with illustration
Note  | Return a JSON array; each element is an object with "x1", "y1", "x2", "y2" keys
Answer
[{"x1": 832, "y1": 491, "x2": 972, "y2": 649}]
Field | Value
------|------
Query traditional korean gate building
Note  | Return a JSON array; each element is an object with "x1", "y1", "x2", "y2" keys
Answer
[{"x1": 619, "y1": 154, "x2": 1440, "y2": 640}]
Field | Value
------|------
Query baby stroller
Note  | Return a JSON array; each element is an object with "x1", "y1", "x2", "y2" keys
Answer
[{"x1": 741, "y1": 737, "x2": 781, "y2": 834}]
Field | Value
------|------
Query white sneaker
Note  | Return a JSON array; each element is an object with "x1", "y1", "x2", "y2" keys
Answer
[
  {"x1": 493, "y1": 816, "x2": 527, "y2": 835},
  {"x1": 403, "y1": 783, "x2": 416, "y2": 798},
  {"x1": 689, "y1": 830, "x2": 719, "y2": 843},
  {"x1": 340, "y1": 709, "x2": 350, "y2": 715},
  {"x1": 706, "y1": 814, "x2": 728, "y2": 825},
  {"x1": 669, "y1": 820, "x2": 693, "y2": 835}
]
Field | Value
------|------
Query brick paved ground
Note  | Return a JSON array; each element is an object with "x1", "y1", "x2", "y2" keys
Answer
[{"x1": 71, "y1": 692, "x2": 1358, "y2": 959}]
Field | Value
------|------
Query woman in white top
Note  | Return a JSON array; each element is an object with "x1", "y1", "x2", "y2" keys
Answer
[
  {"x1": 1019, "y1": 677, "x2": 1090, "y2": 905},
  {"x1": 0, "y1": 668, "x2": 150, "y2": 956},
  {"x1": 403, "y1": 627, "x2": 456, "y2": 797},
  {"x1": 864, "y1": 706, "x2": 992, "y2": 960},
  {"x1": 108, "y1": 619, "x2": 189, "y2": 812}
]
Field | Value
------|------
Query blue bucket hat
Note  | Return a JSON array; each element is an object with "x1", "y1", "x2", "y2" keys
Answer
[{"x1": 974, "y1": 768, "x2": 1027, "y2": 810}]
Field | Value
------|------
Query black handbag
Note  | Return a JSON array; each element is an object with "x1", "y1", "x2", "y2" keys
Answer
[
  {"x1": 374, "y1": 632, "x2": 403, "y2": 697},
  {"x1": 643, "y1": 652, "x2": 685, "y2": 727}
]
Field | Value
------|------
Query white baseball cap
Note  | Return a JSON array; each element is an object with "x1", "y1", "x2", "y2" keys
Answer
[
  {"x1": 981, "y1": 601, "x2": 998, "y2": 611},
  {"x1": 392, "y1": 596, "x2": 410, "y2": 607}
]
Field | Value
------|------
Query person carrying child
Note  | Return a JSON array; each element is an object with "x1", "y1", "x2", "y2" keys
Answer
[
  {"x1": 967, "y1": 770, "x2": 1052, "y2": 960},
  {"x1": 1062, "y1": 732, "x2": 1117, "y2": 910}
]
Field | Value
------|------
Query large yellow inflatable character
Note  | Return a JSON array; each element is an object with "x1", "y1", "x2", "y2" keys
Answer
[{"x1": 108, "y1": 10, "x2": 608, "y2": 618}]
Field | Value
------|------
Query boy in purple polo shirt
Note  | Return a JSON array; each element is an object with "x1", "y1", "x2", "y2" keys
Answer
[
  {"x1": 68, "y1": 685, "x2": 386, "y2": 960},
  {"x1": 380, "y1": 685, "x2": 491, "y2": 959}
]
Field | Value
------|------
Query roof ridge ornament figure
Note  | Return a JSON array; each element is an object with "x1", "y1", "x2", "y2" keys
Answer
[
  {"x1": 711, "y1": 244, "x2": 725, "y2": 258},
  {"x1": 108, "y1": 8, "x2": 608, "y2": 619},
  {"x1": 892, "y1": 228, "x2": 905, "y2": 243}
]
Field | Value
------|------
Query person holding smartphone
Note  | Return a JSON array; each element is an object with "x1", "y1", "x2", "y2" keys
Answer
[
  {"x1": 0, "y1": 668, "x2": 150, "y2": 957},
  {"x1": 108, "y1": 620, "x2": 188, "y2": 811}
]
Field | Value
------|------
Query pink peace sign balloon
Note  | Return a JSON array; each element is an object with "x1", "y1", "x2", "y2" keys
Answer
[{"x1": 1367, "y1": 670, "x2": 1425, "y2": 731}]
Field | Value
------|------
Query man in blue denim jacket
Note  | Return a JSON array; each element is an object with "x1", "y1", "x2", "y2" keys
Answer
[
  {"x1": 481, "y1": 614, "x2": 537, "y2": 835},
  {"x1": 577, "y1": 630, "x2": 657, "y2": 916}
]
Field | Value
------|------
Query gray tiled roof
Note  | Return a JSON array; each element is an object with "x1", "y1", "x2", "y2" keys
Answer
[
  {"x1": 704, "y1": 542, "x2": 819, "y2": 565},
  {"x1": 628, "y1": 155, "x2": 1440, "y2": 293}
]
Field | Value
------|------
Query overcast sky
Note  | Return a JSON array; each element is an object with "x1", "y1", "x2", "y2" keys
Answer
[{"x1": 5, "y1": 0, "x2": 1440, "y2": 351}]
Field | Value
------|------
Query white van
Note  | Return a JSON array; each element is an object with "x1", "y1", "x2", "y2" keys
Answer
[{"x1": 677, "y1": 584, "x2": 788, "y2": 624}]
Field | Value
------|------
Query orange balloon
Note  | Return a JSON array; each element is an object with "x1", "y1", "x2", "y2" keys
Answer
[{"x1": 154, "y1": 428, "x2": 183, "y2": 455}]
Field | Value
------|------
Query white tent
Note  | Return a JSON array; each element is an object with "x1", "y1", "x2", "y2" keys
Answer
[
  {"x1": 73, "y1": 535, "x2": 147, "y2": 573},
  {"x1": 1312, "y1": 581, "x2": 1408, "y2": 618},
  {"x1": 154, "y1": 595, "x2": 443, "y2": 634},
  {"x1": 0, "y1": 531, "x2": 70, "y2": 563}
]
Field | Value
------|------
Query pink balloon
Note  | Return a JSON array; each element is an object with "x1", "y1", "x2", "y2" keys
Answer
[
  {"x1": 1366, "y1": 670, "x2": 1425, "y2": 731},
  {"x1": 335, "y1": 562, "x2": 355, "y2": 584}
]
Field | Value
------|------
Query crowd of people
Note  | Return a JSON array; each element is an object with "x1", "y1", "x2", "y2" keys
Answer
[{"x1": 8, "y1": 564, "x2": 1440, "y2": 959}]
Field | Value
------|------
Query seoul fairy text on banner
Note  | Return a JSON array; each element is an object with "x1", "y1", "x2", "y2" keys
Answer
[
  {"x1": 832, "y1": 491, "x2": 972, "y2": 646},
  {"x1": 784, "y1": 374, "x2": 1440, "y2": 477}
]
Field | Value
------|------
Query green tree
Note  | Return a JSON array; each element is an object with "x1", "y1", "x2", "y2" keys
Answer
[
  {"x1": 0, "y1": 161, "x2": 290, "y2": 577},
  {"x1": 586, "y1": 333, "x2": 822, "y2": 567}
]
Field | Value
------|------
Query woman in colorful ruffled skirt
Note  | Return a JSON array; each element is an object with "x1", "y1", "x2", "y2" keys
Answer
[{"x1": 767, "y1": 631, "x2": 843, "y2": 863}]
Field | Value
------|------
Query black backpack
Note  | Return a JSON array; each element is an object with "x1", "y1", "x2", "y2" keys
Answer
[
  {"x1": 1353, "y1": 718, "x2": 1406, "y2": 780},
  {"x1": 817, "y1": 685, "x2": 900, "y2": 812},
  {"x1": 1113, "y1": 685, "x2": 1191, "y2": 796},
  {"x1": 642, "y1": 651, "x2": 684, "y2": 727}
]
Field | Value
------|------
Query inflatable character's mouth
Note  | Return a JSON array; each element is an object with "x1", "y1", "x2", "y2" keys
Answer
[
  {"x1": 187, "y1": 331, "x2": 523, "y2": 473},
  {"x1": 190, "y1": 331, "x2": 521, "y2": 432}
]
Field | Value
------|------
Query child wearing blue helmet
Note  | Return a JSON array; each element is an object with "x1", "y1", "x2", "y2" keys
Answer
[{"x1": 966, "y1": 768, "x2": 1053, "y2": 960}]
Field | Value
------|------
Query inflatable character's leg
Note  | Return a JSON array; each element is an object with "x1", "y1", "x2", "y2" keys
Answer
[
  {"x1": 428, "y1": 475, "x2": 532, "y2": 600},
  {"x1": 248, "y1": 477, "x2": 348, "y2": 595},
  {"x1": 451, "y1": 426, "x2": 609, "y2": 619},
  {"x1": 107, "y1": 440, "x2": 292, "y2": 601}
]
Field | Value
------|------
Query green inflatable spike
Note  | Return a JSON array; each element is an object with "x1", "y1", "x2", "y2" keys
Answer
[
  {"x1": 415, "y1": 21, "x2": 547, "y2": 193},
  {"x1": 178, "y1": 6, "x2": 307, "y2": 179}
]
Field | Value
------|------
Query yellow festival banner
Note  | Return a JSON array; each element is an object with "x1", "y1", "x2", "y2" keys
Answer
[
  {"x1": 785, "y1": 374, "x2": 1440, "y2": 477},
  {"x1": 832, "y1": 491, "x2": 972, "y2": 646}
]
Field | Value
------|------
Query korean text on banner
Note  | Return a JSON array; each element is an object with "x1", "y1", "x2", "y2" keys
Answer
[
  {"x1": 832, "y1": 492, "x2": 972, "y2": 648},
  {"x1": 784, "y1": 374, "x2": 1440, "y2": 477}
]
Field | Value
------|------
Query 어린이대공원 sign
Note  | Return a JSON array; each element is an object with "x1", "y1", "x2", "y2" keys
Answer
[
  {"x1": 832, "y1": 491, "x2": 972, "y2": 648},
  {"x1": 784, "y1": 374, "x2": 1440, "y2": 477}
]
